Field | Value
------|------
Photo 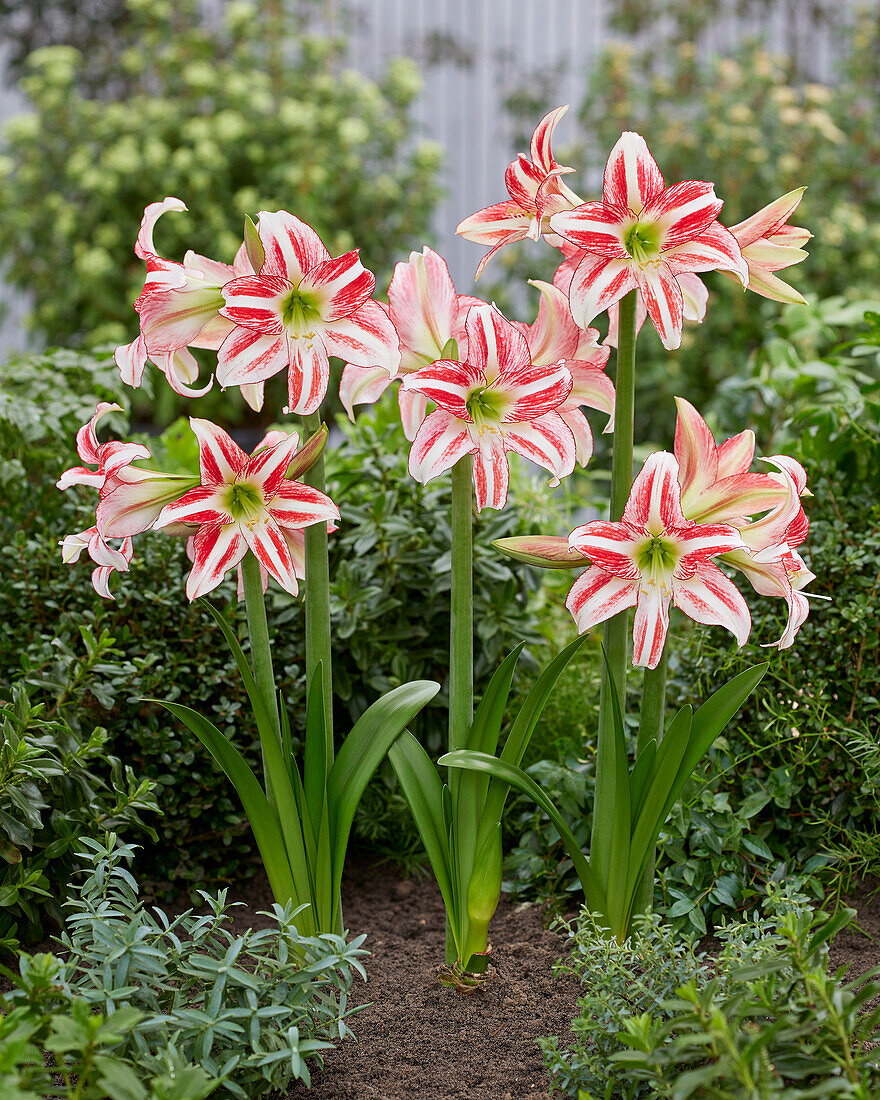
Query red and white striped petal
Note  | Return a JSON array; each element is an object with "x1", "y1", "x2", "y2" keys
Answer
[
  {"x1": 216, "y1": 328, "x2": 289, "y2": 388},
  {"x1": 724, "y1": 548, "x2": 812, "y2": 649},
  {"x1": 566, "y1": 565, "x2": 638, "y2": 634},
  {"x1": 465, "y1": 304, "x2": 533, "y2": 378},
  {"x1": 190, "y1": 418, "x2": 248, "y2": 486},
  {"x1": 634, "y1": 263, "x2": 685, "y2": 351},
  {"x1": 472, "y1": 431, "x2": 510, "y2": 511},
  {"x1": 57, "y1": 465, "x2": 105, "y2": 491},
  {"x1": 568, "y1": 520, "x2": 642, "y2": 579},
  {"x1": 242, "y1": 518, "x2": 300, "y2": 596},
  {"x1": 474, "y1": 235, "x2": 526, "y2": 281},
  {"x1": 676, "y1": 523, "x2": 746, "y2": 574},
  {"x1": 560, "y1": 407, "x2": 595, "y2": 466},
  {"x1": 663, "y1": 222, "x2": 748, "y2": 285},
  {"x1": 268, "y1": 482, "x2": 340, "y2": 529},
  {"x1": 185, "y1": 524, "x2": 247, "y2": 601},
  {"x1": 562, "y1": 360, "x2": 616, "y2": 421},
  {"x1": 646, "y1": 180, "x2": 723, "y2": 249},
  {"x1": 729, "y1": 188, "x2": 806, "y2": 248},
  {"x1": 115, "y1": 336, "x2": 148, "y2": 389},
  {"x1": 74, "y1": 402, "x2": 124, "y2": 465},
  {"x1": 685, "y1": 473, "x2": 789, "y2": 525},
  {"x1": 567, "y1": 255, "x2": 639, "y2": 330},
  {"x1": 673, "y1": 396, "x2": 720, "y2": 501},
  {"x1": 219, "y1": 275, "x2": 288, "y2": 334},
  {"x1": 632, "y1": 583, "x2": 671, "y2": 669},
  {"x1": 530, "y1": 104, "x2": 571, "y2": 175},
  {"x1": 402, "y1": 360, "x2": 483, "y2": 419},
  {"x1": 503, "y1": 412, "x2": 576, "y2": 485},
  {"x1": 501, "y1": 363, "x2": 573, "y2": 422},
  {"x1": 153, "y1": 348, "x2": 213, "y2": 398},
  {"x1": 301, "y1": 250, "x2": 375, "y2": 321},
  {"x1": 154, "y1": 484, "x2": 229, "y2": 528},
  {"x1": 716, "y1": 429, "x2": 756, "y2": 479},
  {"x1": 505, "y1": 153, "x2": 545, "y2": 211},
  {"x1": 285, "y1": 337, "x2": 330, "y2": 415},
  {"x1": 623, "y1": 451, "x2": 688, "y2": 533},
  {"x1": 98, "y1": 470, "x2": 199, "y2": 537},
  {"x1": 456, "y1": 202, "x2": 531, "y2": 246},
  {"x1": 135, "y1": 197, "x2": 187, "y2": 260},
  {"x1": 408, "y1": 409, "x2": 473, "y2": 485},
  {"x1": 138, "y1": 282, "x2": 226, "y2": 353},
  {"x1": 672, "y1": 561, "x2": 751, "y2": 648},
  {"x1": 321, "y1": 299, "x2": 401, "y2": 375},
  {"x1": 339, "y1": 363, "x2": 394, "y2": 421},
  {"x1": 602, "y1": 132, "x2": 665, "y2": 215},
  {"x1": 521, "y1": 280, "x2": 582, "y2": 364},
  {"x1": 191, "y1": 313, "x2": 235, "y2": 351},
  {"x1": 573, "y1": 325, "x2": 612, "y2": 367},
  {"x1": 398, "y1": 388, "x2": 428, "y2": 442},
  {"x1": 256, "y1": 211, "x2": 330, "y2": 283},
  {"x1": 244, "y1": 431, "x2": 302, "y2": 496},
  {"x1": 678, "y1": 272, "x2": 709, "y2": 323},
  {"x1": 549, "y1": 202, "x2": 629, "y2": 259},
  {"x1": 388, "y1": 247, "x2": 459, "y2": 362}
]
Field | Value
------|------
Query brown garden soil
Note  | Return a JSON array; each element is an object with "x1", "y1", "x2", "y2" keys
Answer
[{"x1": 228, "y1": 864, "x2": 880, "y2": 1100}]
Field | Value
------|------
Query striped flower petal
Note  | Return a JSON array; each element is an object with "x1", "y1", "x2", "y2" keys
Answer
[
  {"x1": 567, "y1": 255, "x2": 639, "y2": 330},
  {"x1": 566, "y1": 565, "x2": 638, "y2": 633},
  {"x1": 456, "y1": 202, "x2": 531, "y2": 246},
  {"x1": 302, "y1": 250, "x2": 375, "y2": 321},
  {"x1": 286, "y1": 337, "x2": 331, "y2": 415},
  {"x1": 602, "y1": 132, "x2": 665, "y2": 214},
  {"x1": 472, "y1": 431, "x2": 510, "y2": 511},
  {"x1": 501, "y1": 363, "x2": 573, "y2": 422},
  {"x1": 242, "y1": 518, "x2": 300, "y2": 596},
  {"x1": 408, "y1": 409, "x2": 473, "y2": 485},
  {"x1": 520, "y1": 279, "x2": 584, "y2": 364},
  {"x1": 623, "y1": 451, "x2": 688, "y2": 532},
  {"x1": 560, "y1": 407, "x2": 595, "y2": 466},
  {"x1": 465, "y1": 304, "x2": 533, "y2": 377},
  {"x1": 729, "y1": 188, "x2": 807, "y2": 248},
  {"x1": 256, "y1": 210, "x2": 330, "y2": 283},
  {"x1": 268, "y1": 482, "x2": 341, "y2": 529},
  {"x1": 634, "y1": 263, "x2": 685, "y2": 350},
  {"x1": 502, "y1": 411, "x2": 576, "y2": 484},
  {"x1": 402, "y1": 360, "x2": 483, "y2": 419},
  {"x1": 219, "y1": 275, "x2": 289, "y2": 334},
  {"x1": 216, "y1": 328, "x2": 289, "y2": 387},
  {"x1": 646, "y1": 179, "x2": 723, "y2": 248},
  {"x1": 672, "y1": 561, "x2": 751, "y2": 648},
  {"x1": 568, "y1": 520, "x2": 642, "y2": 579},
  {"x1": 549, "y1": 201, "x2": 630, "y2": 259},
  {"x1": 663, "y1": 222, "x2": 748, "y2": 284},
  {"x1": 388, "y1": 247, "x2": 459, "y2": 363},
  {"x1": 339, "y1": 363, "x2": 395, "y2": 421},
  {"x1": 632, "y1": 583, "x2": 671, "y2": 669},
  {"x1": 185, "y1": 524, "x2": 247, "y2": 600},
  {"x1": 321, "y1": 299, "x2": 400, "y2": 374}
]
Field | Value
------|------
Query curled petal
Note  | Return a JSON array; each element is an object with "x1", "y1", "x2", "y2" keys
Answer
[
  {"x1": 115, "y1": 336, "x2": 148, "y2": 389},
  {"x1": 135, "y1": 197, "x2": 187, "y2": 260},
  {"x1": 339, "y1": 363, "x2": 394, "y2": 421}
]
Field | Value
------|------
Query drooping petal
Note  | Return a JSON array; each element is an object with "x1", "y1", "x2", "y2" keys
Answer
[
  {"x1": 268, "y1": 482, "x2": 341, "y2": 529},
  {"x1": 567, "y1": 255, "x2": 639, "y2": 330},
  {"x1": 563, "y1": 360, "x2": 616, "y2": 421},
  {"x1": 471, "y1": 431, "x2": 510, "y2": 511},
  {"x1": 408, "y1": 409, "x2": 473, "y2": 485},
  {"x1": 634, "y1": 263, "x2": 684, "y2": 351},
  {"x1": 398, "y1": 388, "x2": 428, "y2": 442},
  {"x1": 185, "y1": 524, "x2": 247, "y2": 601},
  {"x1": 321, "y1": 299, "x2": 401, "y2": 375},
  {"x1": 602, "y1": 132, "x2": 665, "y2": 214},
  {"x1": 216, "y1": 327, "x2": 289, "y2": 387},
  {"x1": 153, "y1": 348, "x2": 214, "y2": 398},
  {"x1": 302, "y1": 250, "x2": 375, "y2": 321},
  {"x1": 190, "y1": 418, "x2": 248, "y2": 486},
  {"x1": 530, "y1": 104, "x2": 571, "y2": 174},
  {"x1": 242, "y1": 518, "x2": 299, "y2": 596},
  {"x1": 135, "y1": 197, "x2": 188, "y2": 260},
  {"x1": 505, "y1": 152, "x2": 545, "y2": 211},
  {"x1": 632, "y1": 583, "x2": 671, "y2": 669},
  {"x1": 74, "y1": 402, "x2": 124, "y2": 465},
  {"x1": 219, "y1": 274, "x2": 289, "y2": 333},
  {"x1": 566, "y1": 565, "x2": 638, "y2": 633},
  {"x1": 338, "y1": 363, "x2": 394, "y2": 421},
  {"x1": 115, "y1": 336, "x2": 148, "y2": 389},
  {"x1": 568, "y1": 520, "x2": 642, "y2": 579},
  {"x1": 678, "y1": 272, "x2": 709, "y2": 323},
  {"x1": 502, "y1": 412, "x2": 576, "y2": 485},
  {"x1": 559, "y1": 407, "x2": 595, "y2": 466},
  {"x1": 646, "y1": 180, "x2": 723, "y2": 249},
  {"x1": 256, "y1": 210, "x2": 330, "y2": 283},
  {"x1": 455, "y1": 202, "x2": 531, "y2": 246},
  {"x1": 672, "y1": 561, "x2": 751, "y2": 648},
  {"x1": 623, "y1": 451, "x2": 688, "y2": 533},
  {"x1": 548, "y1": 201, "x2": 629, "y2": 259}
]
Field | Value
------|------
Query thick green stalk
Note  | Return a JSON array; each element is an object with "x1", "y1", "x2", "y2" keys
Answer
[
  {"x1": 301, "y1": 411, "x2": 334, "y2": 766},
  {"x1": 241, "y1": 551, "x2": 283, "y2": 796},
  {"x1": 631, "y1": 644, "x2": 669, "y2": 918},
  {"x1": 448, "y1": 455, "x2": 474, "y2": 964},
  {"x1": 590, "y1": 289, "x2": 638, "y2": 895}
]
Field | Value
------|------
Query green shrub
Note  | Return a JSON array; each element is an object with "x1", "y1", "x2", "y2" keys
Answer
[
  {"x1": 2, "y1": 834, "x2": 366, "y2": 1097},
  {"x1": 541, "y1": 890, "x2": 880, "y2": 1098},
  {"x1": 0, "y1": 0, "x2": 441, "y2": 351}
]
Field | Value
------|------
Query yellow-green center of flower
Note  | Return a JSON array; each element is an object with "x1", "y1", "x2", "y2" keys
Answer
[
  {"x1": 225, "y1": 481, "x2": 264, "y2": 524},
  {"x1": 636, "y1": 533, "x2": 677, "y2": 576},
  {"x1": 624, "y1": 221, "x2": 662, "y2": 264},
  {"x1": 465, "y1": 385, "x2": 506, "y2": 430},
  {"x1": 281, "y1": 287, "x2": 321, "y2": 336}
]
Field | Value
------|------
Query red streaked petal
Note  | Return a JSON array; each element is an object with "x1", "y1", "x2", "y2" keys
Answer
[
  {"x1": 503, "y1": 412, "x2": 576, "y2": 484},
  {"x1": 559, "y1": 408, "x2": 594, "y2": 466},
  {"x1": 338, "y1": 363, "x2": 394, "y2": 421},
  {"x1": 522, "y1": 279, "x2": 583, "y2": 364},
  {"x1": 566, "y1": 565, "x2": 638, "y2": 633},
  {"x1": 505, "y1": 152, "x2": 544, "y2": 210},
  {"x1": 216, "y1": 328, "x2": 289, "y2": 387},
  {"x1": 456, "y1": 202, "x2": 532, "y2": 246},
  {"x1": 673, "y1": 396, "x2": 719, "y2": 502},
  {"x1": 302, "y1": 250, "x2": 375, "y2": 321},
  {"x1": 220, "y1": 274, "x2": 288, "y2": 333},
  {"x1": 602, "y1": 132, "x2": 664, "y2": 214},
  {"x1": 256, "y1": 210, "x2": 330, "y2": 282},
  {"x1": 243, "y1": 518, "x2": 299, "y2": 596},
  {"x1": 403, "y1": 360, "x2": 482, "y2": 419},
  {"x1": 244, "y1": 431, "x2": 301, "y2": 495},
  {"x1": 190, "y1": 418, "x2": 247, "y2": 485},
  {"x1": 465, "y1": 303, "x2": 533, "y2": 377},
  {"x1": 549, "y1": 201, "x2": 629, "y2": 259},
  {"x1": 408, "y1": 409, "x2": 473, "y2": 485},
  {"x1": 530, "y1": 104, "x2": 571, "y2": 173},
  {"x1": 185, "y1": 524, "x2": 247, "y2": 601},
  {"x1": 399, "y1": 388, "x2": 428, "y2": 441},
  {"x1": 155, "y1": 485, "x2": 229, "y2": 528},
  {"x1": 567, "y1": 255, "x2": 638, "y2": 330},
  {"x1": 632, "y1": 584, "x2": 671, "y2": 669},
  {"x1": 321, "y1": 299, "x2": 400, "y2": 374},
  {"x1": 729, "y1": 187, "x2": 806, "y2": 247},
  {"x1": 388, "y1": 246, "x2": 459, "y2": 362},
  {"x1": 676, "y1": 523, "x2": 745, "y2": 574},
  {"x1": 135, "y1": 197, "x2": 187, "y2": 260},
  {"x1": 99, "y1": 471, "x2": 200, "y2": 538},
  {"x1": 286, "y1": 337, "x2": 330, "y2": 415},
  {"x1": 623, "y1": 451, "x2": 688, "y2": 532},
  {"x1": 568, "y1": 520, "x2": 642, "y2": 579},
  {"x1": 635, "y1": 264, "x2": 684, "y2": 351},
  {"x1": 716, "y1": 428, "x2": 756, "y2": 479},
  {"x1": 672, "y1": 561, "x2": 751, "y2": 648},
  {"x1": 563, "y1": 360, "x2": 616, "y2": 421},
  {"x1": 268, "y1": 482, "x2": 340, "y2": 528},
  {"x1": 472, "y1": 431, "x2": 509, "y2": 511},
  {"x1": 664, "y1": 222, "x2": 748, "y2": 284},
  {"x1": 500, "y1": 363, "x2": 572, "y2": 422},
  {"x1": 115, "y1": 337, "x2": 148, "y2": 389},
  {"x1": 645, "y1": 180, "x2": 723, "y2": 248}
]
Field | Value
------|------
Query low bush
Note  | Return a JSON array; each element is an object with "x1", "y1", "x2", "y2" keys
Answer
[{"x1": 2, "y1": 834, "x2": 367, "y2": 1098}]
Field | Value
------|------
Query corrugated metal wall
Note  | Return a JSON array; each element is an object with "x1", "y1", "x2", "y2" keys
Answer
[{"x1": 0, "y1": 0, "x2": 848, "y2": 355}]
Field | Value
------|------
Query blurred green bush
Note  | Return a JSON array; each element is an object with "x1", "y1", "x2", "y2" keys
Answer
[{"x1": 0, "y1": 0, "x2": 441, "y2": 352}]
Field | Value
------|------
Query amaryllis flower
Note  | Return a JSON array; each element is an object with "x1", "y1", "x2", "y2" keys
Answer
[
  {"x1": 549, "y1": 132, "x2": 748, "y2": 349},
  {"x1": 511, "y1": 279, "x2": 615, "y2": 466},
  {"x1": 115, "y1": 198, "x2": 251, "y2": 398},
  {"x1": 61, "y1": 527, "x2": 133, "y2": 600},
  {"x1": 57, "y1": 402, "x2": 150, "y2": 492},
  {"x1": 339, "y1": 247, "x2": 482, "y2": 439},
  {"x1": 565, "y1": 451, "x2": 750, "y2": 668},
  {"x1": 154, "y1": 419, "x2": 339, "y2": 600},
  {"x1": 456, "y1": 106, "x2": 582, "y2": 278},
  {"x1": 216, "y1": 211, "x2": 399, "y2": 415},
  {"x1": 727, "y1": 188, "x2": 811, "y2": 305},
  {"x1": 403, "y1": 304, "x2": 576, "y2": 511}
]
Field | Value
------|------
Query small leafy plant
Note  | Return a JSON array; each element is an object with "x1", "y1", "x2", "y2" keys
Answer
[{"x1": 2, "y1": 834, "x2": 367, "y2": 1097}]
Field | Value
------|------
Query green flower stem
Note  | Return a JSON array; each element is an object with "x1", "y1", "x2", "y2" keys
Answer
[
  {"x1": 241, "y1": 551, "x2": 283, "y2": 797},
  {"x1": 632, "y1": 643, "x2": 669, "y2": 918},
  {"x1": 301, "y1": 411, "x2": 334, "y2": 767},
  {"x1": 591, "y1": 288, "x2": 638, "y2": 896},
  {"x1": 448, "y1": 454, "x2": 474, "y2": 965}
]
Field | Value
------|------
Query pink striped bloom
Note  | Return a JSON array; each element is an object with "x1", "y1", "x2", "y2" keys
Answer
[
  {"x1": 154, "y1": 419, "x2": 339, "y2": 600},
  {"x1": 216, "y1": 211, "x2": 399, "y2": 415},
  {"x1": 456, "y1": 106, "x2": 582, "y2": 279},
  {"x1": 57, "y1": 402, "x2": 150, "y2": 493},
  {"x1": 402, "y1": 304, "x2": 576, "y2": 511},
  {"x1": 115, "y1": 198, "x2": 250, "y2": 398},
  {"x1": 339, "y1": 246, "x2": 483, "y2": 439},
  {"x1": 565, "y1": 452, "x2": 750, "y2": 669},
  {"x1": 549, "y1": 132, "x2": 748, "y2": 350},
  {"x1": 728, "y1": 188, "x2": 811, "y2": 305},
  {"x1": 61, "y1": 527, "x2": 134, "y2": 600},
  {"x1": 511, "y1": 279, "x2": 615, "y2": 466}
]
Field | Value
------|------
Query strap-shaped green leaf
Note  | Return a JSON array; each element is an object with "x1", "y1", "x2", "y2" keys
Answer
[
  {"x1": 441, "y1": 749, "x2": 607, "y2": 917},
  {"x1": 629, "y1": 739, "x2": 657, "y2": 828},
  {"x1": 389, "y1": 731, "x2": 456, "y2": 923},
  {"x1": 327, "y1": 680, "x2": 440, "y2": 907}
]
